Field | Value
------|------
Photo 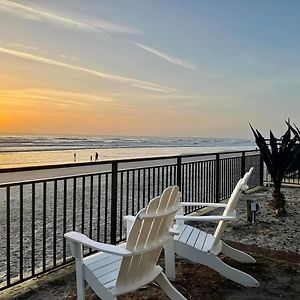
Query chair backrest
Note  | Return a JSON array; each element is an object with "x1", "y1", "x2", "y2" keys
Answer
[
  {"x1": 115, "y1": 186, "x2": 181, "y2": 290},
  {"x1": 212, "y1": 167, "x2": 253, "y2": 249}
]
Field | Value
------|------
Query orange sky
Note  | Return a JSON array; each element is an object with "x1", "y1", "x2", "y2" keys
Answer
[{"x1": 1, "y1": 0, "x2": 299, "y2": 138}]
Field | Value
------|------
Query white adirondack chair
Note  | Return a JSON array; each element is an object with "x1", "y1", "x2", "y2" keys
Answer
[
  {"x1": 164, "y1": 167, "x2": 259, "y2": 288},
  {"x1": 64, "y1": 186, "x2": 187, "y2": 300}
]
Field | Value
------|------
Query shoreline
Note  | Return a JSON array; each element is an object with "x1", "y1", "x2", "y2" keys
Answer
[{"x1": 0, "y1": 146, "x2": 255, "y2": 170}]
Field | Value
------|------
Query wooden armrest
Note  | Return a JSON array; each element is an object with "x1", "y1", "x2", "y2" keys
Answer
[
  {"x1": 175, "y1": 214, "x2": 236, "y2": 222},
  {"x1": 181, "y1": 202, "x2": 227, "y2": 208},
  {"x1": 64, "y1": 232, "x2": 132, "y2": 257}
]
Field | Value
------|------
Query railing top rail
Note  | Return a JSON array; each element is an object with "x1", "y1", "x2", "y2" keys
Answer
[
  {"x1": 0, "y1": 148, "x2": 259, "y2": 174},
  {"x1": 0, "y1": 171, "x2": 112, "y2": 188}
]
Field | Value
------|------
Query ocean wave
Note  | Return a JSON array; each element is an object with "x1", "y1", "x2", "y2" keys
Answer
[{"x1": 0, "y1": 134, "x2": 255, "y2": 153}]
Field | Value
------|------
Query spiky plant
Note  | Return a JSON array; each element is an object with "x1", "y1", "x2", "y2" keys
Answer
[
  {"x1": 250, "y1": 122, "x2": 300, "y2": 217},
  {"x1": 287, "y1": 123, "x2": 300, "y2": 176}
]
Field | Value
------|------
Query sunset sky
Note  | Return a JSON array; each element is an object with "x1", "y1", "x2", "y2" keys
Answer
[{"x1": 0, "y1": 0, "x2": 300, "y2": 138}]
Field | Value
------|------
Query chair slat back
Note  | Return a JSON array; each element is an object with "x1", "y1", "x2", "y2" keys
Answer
[
  {"x1": 212, "y1": 168, "x2": 253, "y2": 247},
  {"x1": 115, "y1": 186, "x2": 181, "y2": 289}
]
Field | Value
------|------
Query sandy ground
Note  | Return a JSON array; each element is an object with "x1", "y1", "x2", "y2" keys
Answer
[{"x1": 1, "y1": 186, "x2": 300, "y2": 300}]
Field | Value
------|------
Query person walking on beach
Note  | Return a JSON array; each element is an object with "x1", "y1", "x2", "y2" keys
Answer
[
  {"x1": 95, "y1": 152, "x2": 99, "y2": 161},
  {"x1": 90, "y1": 155, "x2": 93, "y2": 162},
  {"x1": 73, "y1": 153, "x2": 77, "y2": 162}
]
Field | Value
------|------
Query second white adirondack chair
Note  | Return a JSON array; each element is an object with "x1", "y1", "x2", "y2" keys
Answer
[
  {"x1": 165, "y1": 167, "x2": 259, "y2": 287},
  {"x1": 65, "y1": 186, "x2": 187, "y2": 300}
]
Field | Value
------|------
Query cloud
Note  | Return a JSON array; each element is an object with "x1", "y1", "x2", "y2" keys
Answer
[
  {"x1": 135, "y1": 42, "x2": 197, "y2": 70},
  {"x1": 0, "y1": 1, "x2": 196, "y2": 71},
  {"x1": 8, "y1": 43, "x2": 38, "y2": 50},
  {"x1": 0, "y1": 0, "x2": 141, "y2": 35},
  {"x1": 0, "y1": 88, "x2": 114, "y2": 106},
  {"x1": 59, "y1": 54, "x2": 78, "y2": 61},
  {"x1": 86, "y1": 19, "x2": 143, "y2": 35},
  {"x1": 0, "y1": 46, "x2": 177, "y2": 93}
]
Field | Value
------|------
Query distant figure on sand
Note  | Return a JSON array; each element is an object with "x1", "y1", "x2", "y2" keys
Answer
[
  {"x1": 90, "y1": 155, "x2": 93, "y2": 162},
  {"x1": 95, "y1": 152, "x2": 99, "y2": 161},
  {"x1": 73, "y1": 153, "x2": 77, "y2": 162}
]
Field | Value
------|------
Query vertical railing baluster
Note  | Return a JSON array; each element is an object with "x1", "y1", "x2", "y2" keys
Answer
[
  {"x1": 197, "y1": 162, "x2": 200, "y2": 202},
  {"x1": 166, "y1": 165, "x2": 168, "y2": 187},
  {"x1": 157, "y1": 167, "x2": 160, "y2": 195},
  {"x1": 142, "y1": 169, "x2": 146, "y2": 207},
  {"x1": 111, "y1": 161, "x2": 118, "y2": 245},
  {"x1": 260, "y1": 153, "x2": 264, "y2": 186},
  {"x1": 137, "y1": 169, "x2": 141, "y2": 211},
  {"x1": 63, "y1": 179, "x2": 67, "y2": 262},
  {"x1": 104, "y1": 173, "x2": 108, "y2": 243},
  {"x1": 203, "y1": 161, "x2": 207, "y2": 203},
  {"x1": 147, "y1": 168, "x2": 151, "y2": 203},
  {"x1": 120, "y1": 171, "x2": 124, "y2": 240},
  {"x1": 161, "y1": 166, "x2": 165, "y2": 191},
  {"x1": 126, "y1": 171, "x2": 129, "y2": 216},
  {"x1": 19, "y1": 184, "x2": 24, "y2": 280},
  {"x1": 215, "y1": 154, "x2": 220, "y2": 203},
  {"x1": 81, "y1": 176, "x2": 85, "y2": 234},
  {"x1": 193, "y1": 162, "x2": 196, "y2": 203},
  {"x1": 53, "y1": 180, "x2": 57, "y2": 267},
  {"x1": 72, "y1": 177, "x2": 76, "y2": 231},
  {"x1": 165, "y1": 165, "x2": 169, "y2": 188},
  {"x1": 97, "y1": 174, "x2": 101, "y2": 241},
  {"x1": 6, "y1": 186, "x2": 11, "y2": 287},
  {"x1": 152, "y1": 168, "x2": 156, "y2": 197},
  {"x1": 42, "y1": 182, "x2": 47, "y2": 271},
  {"x1": 31, "y1": 184, "x2": 35, "y2": 277},
  {"x1": 131, "y1": 170, "x2": 135, "y2": 215},
  {"x1": 188, "y1": 163, "x2": 191, "y2": 204},
  {"x1": 241, "y1": 151, "x2": 246, "y2": 178},
  {"x1": 176, "y1": 156, "x2": 182, "y2": 191},
  {"x1": 89, "y1": 175, "x2": 94, "y2": 240}
]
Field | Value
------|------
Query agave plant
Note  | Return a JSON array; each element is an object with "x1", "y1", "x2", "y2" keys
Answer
[
  {"x1": 287, "y1": 123, "x2": 300, "y2": 176},
  {"x1": 250, "y1": 122, "x2": 300, "y2": 217}
]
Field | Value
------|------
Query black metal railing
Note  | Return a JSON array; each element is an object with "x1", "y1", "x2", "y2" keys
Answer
[
  {"x1": 263, "y1": 164, "x2": 300, "y2": 186},
  {"x1": 0, "y1": 149, "x2": 261, "y2": 290}
]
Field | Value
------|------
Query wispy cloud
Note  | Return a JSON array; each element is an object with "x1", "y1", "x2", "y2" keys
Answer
[
  {"x1": 86, "y1": 19, "x2": 142, "y2": 35},
  {"x1": 135, "y1": 42, "x2": 197, "y2": 70},
  {"x1": 0, "y1": 0, "x2": 141, "y2": 35},
  {"x1": 7, "y1": 43, "x2": 38, "y2": 51},
  {"x1": 0, "y1": 46, "x2": 177, "y2": 93},
  {"x1": 58, "y1": 54, "x2": 78, "y2": 61},
  {"x1": 0, "y1": 88, "x2": 114, "y2": 106},
  {"x1": 0, "y1": 1, "x2": 197, "y2": 71}
]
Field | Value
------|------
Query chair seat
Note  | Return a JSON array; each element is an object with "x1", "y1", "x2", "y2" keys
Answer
[
  {"x1": 174, "y1": 224, "x2": 214, "y2": 252},
  {"x1": 84, "y1": 252, "x2": 122, "y2": 289}
]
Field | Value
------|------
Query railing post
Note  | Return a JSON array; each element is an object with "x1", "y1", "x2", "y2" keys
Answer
[
  {"x1": 176, "y1": 156, "x2": 182, "y2": 191},
  {"x1": 215, "y1": 154, "x2": 220, "y2": 202},
  {"x1": 259, "y1": 153, "x2": 264, "y2": 186},
  {"x1": 111, "y1": 161, "x2": 118, "y2": 245},
  {"x1": 241, "y1": 151, "x2": 246, "y2": 177}
]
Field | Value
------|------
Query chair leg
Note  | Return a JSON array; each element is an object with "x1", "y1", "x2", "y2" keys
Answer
[
  {"x1": 164, "y1": 240, "x2": 176, "y2": 280},
  {"x1": 221, "y1": 241, "x2": 256, "y2": 263},
  {"x1": 205, "y1": 255, "x2": 259, "y2": 287},
  {"x1": 70, "y1": 242, "x2": 85, "y2": 300},
  {"x1": 155, "y1": 272, "x2": 187, "y2": 300},
  {"x1": 75, "y1": 263, "x2": 85, "y2": 300}
]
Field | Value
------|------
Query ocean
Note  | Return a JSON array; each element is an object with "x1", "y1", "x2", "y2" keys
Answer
[{"x1": 0, "y1": 134, "x2": 256, "y2": 168}]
